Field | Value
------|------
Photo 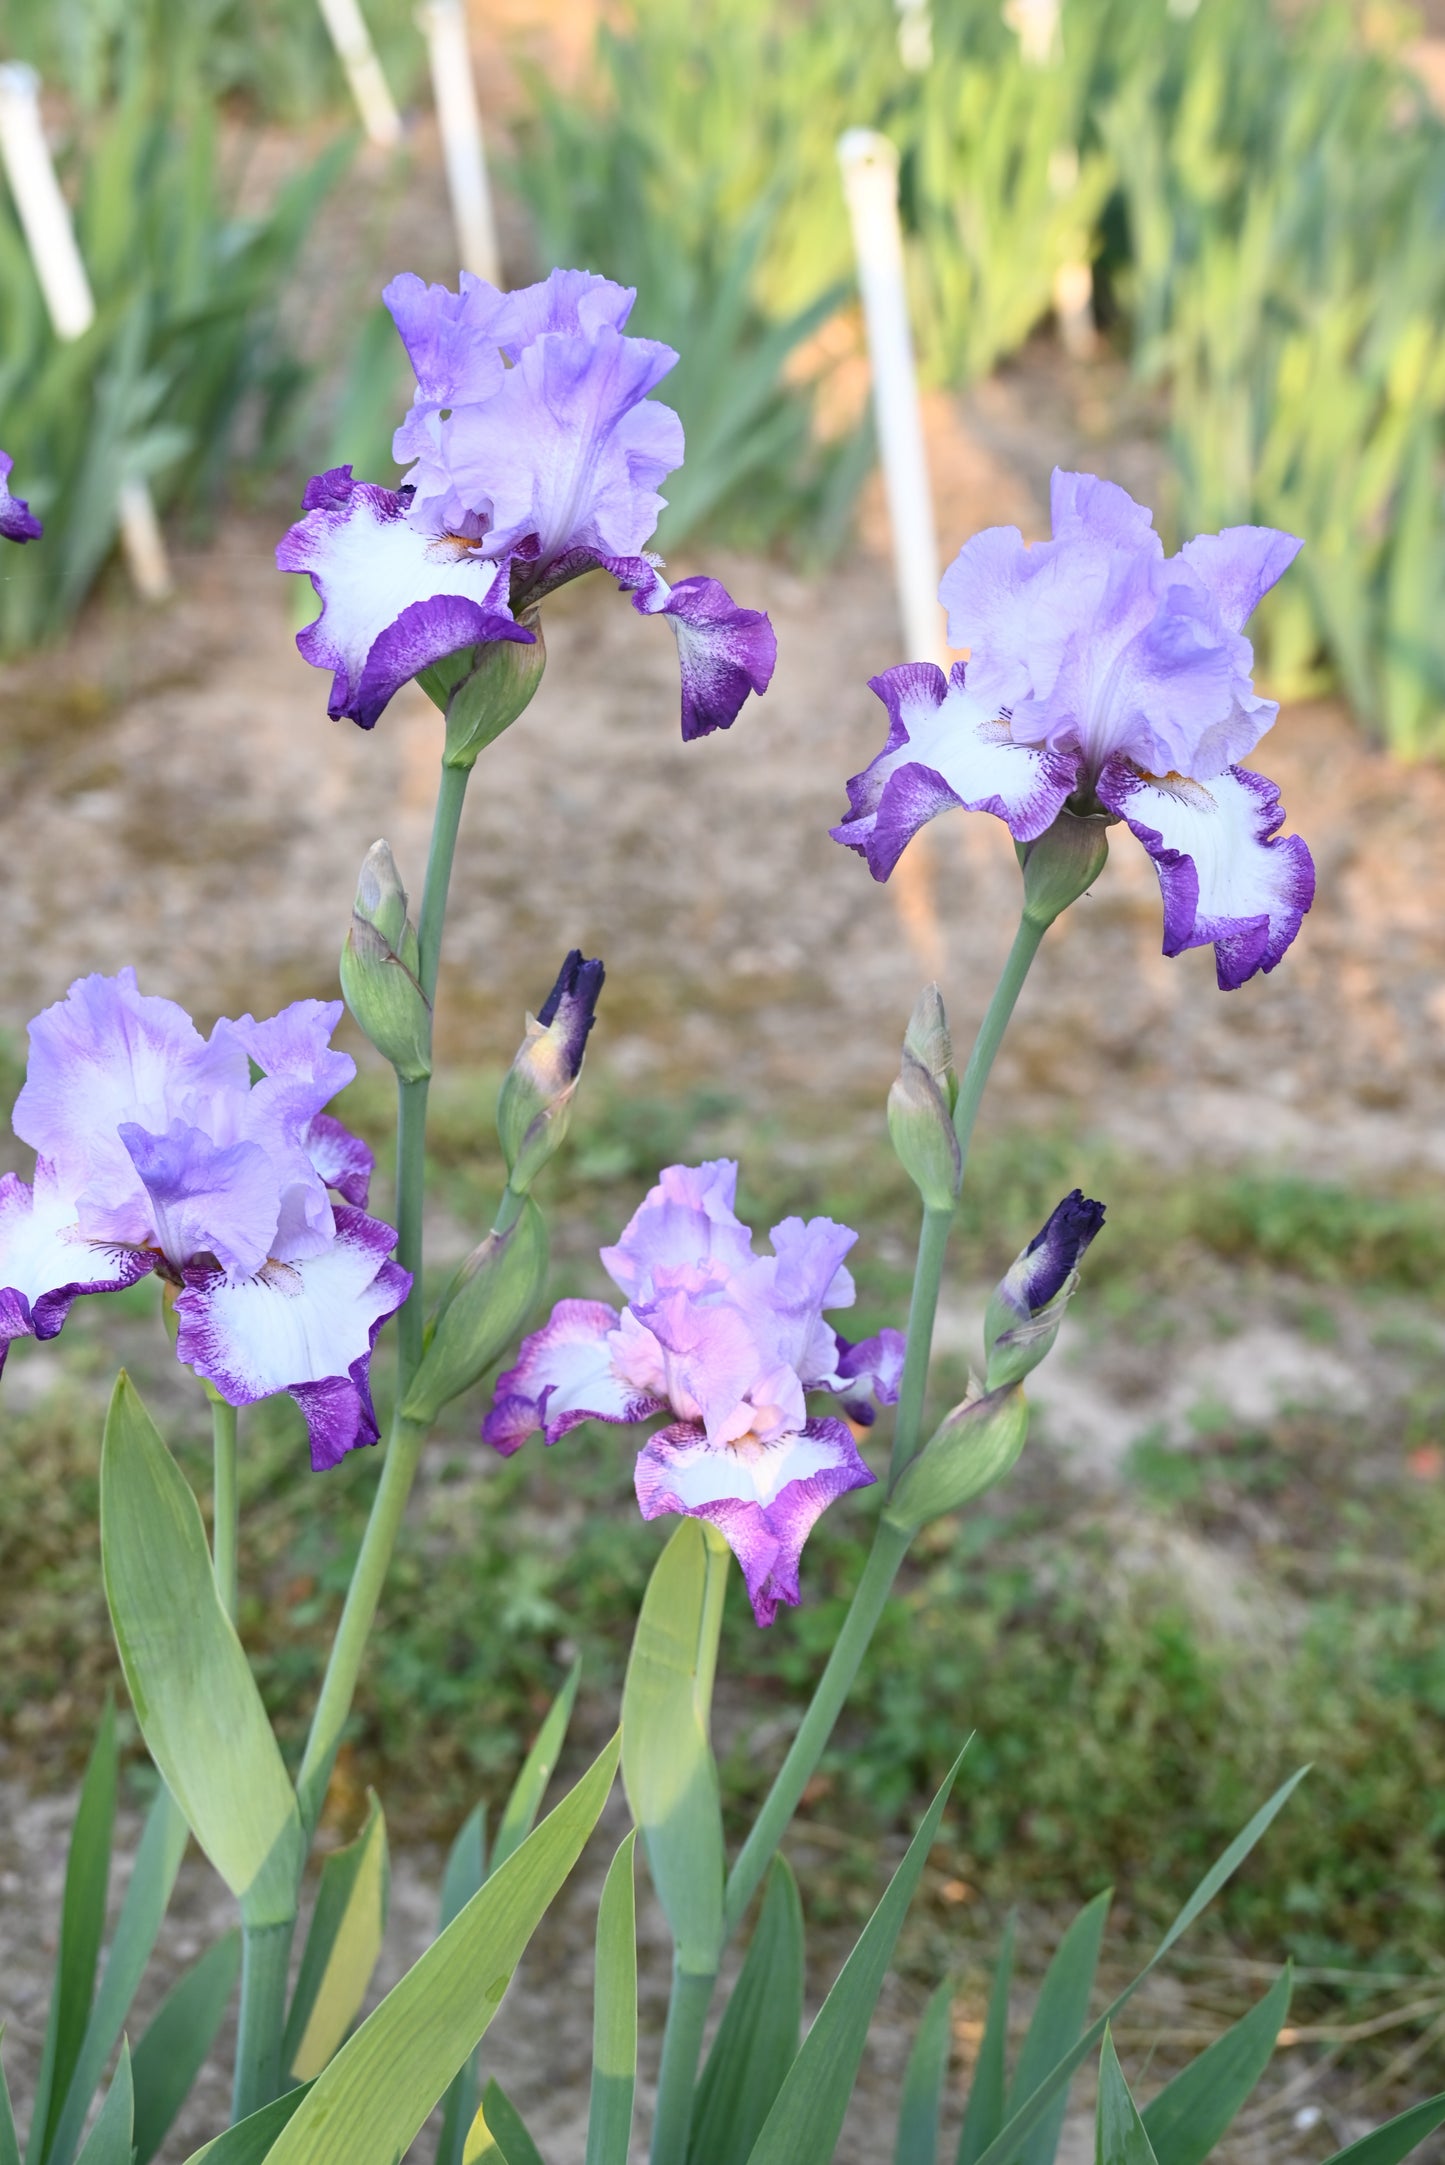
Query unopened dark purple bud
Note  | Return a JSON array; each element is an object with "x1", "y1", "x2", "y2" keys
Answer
[
  {"x1": 537, "y1": 949, "x2": 606, "y2": 1081},
  {"x1": 1017, "y1": 1189, "x2": 1106, "y2": 1313}
]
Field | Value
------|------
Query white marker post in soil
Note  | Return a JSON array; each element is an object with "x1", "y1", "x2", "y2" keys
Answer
[
  {"x1": 0, "y1": 63, "x2": 172, "y2": 601},
  {"x1": 418, "y1": 0, "x2": 501, "y2": 284},
  {"x1": 838, "y1": 126, "x2": 945, "y2": 974},
  {"x1": 315, "y1": 0, "x2": 403, "y2": 147}
]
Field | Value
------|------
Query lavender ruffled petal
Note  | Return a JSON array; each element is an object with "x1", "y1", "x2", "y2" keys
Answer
[
  {"x1": 634, "y1": 1415, "x2": 875, "y2": 1627},
  {"x1": 599, "y1": 1158, "x2": 757, "y2": 1302},
  {"x1": 120, "y1": 1121, "x2": 280, "y2": 1280},
  {"x1": 0, "y1": 449, "x2": 42, "y2": 544},
  {"x1": 1097, "y1": 758, "x2": 1315, "y2": 990},
  {"x1": 482, "y1": 1296, "x2": 662, "y2": 1455}
]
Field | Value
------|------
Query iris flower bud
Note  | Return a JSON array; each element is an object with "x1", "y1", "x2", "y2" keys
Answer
[
  {"x1": 418, "y1": 609, "x2": 547, "y2": 771},
  {"x1": 887, "y1": 984, "x2": 961, "y2": 1209},
  {"x1": 984, "y1": 1188, "x2": 1105, "y2": 1389},
  {"x1": 339, "y1": 841, "x2": 431, "y2": 1082},
  {"x1": 402, "y1": 1197, "x2": 549, "y2": 1424},
  {"x1": 886, "y1": 1382, "x2": 1029, "y2": 1531},
  {"x1": 1018, "y1": 807, "x2": 1111, "y2": 929},
  {"x1": 497, "y1": 950, "x2": 605, "y2": 1196}
]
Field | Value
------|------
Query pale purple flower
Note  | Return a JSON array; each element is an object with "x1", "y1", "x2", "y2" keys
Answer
[
  {"x1": 278, "y1": 268, "x2": 775, "y2": 740},
  {"x1": 483, "y1": 1159, "x2": 904, "y2": 1625},
  {"x1": 0, "y1": 450, "x2": 42, "y2": 544},
  {"x1": 832, "y1": 470, "x2": 1314, "y2": 991},
  {"x1": 0, "y1": 969, "x2": 408, "y2": 1467}
]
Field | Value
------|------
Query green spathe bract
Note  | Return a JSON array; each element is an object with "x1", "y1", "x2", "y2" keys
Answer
[
  {"x1": 886, "y1": 1385, "x2": 1029, "y2": 1531},
  {"x1": 403, "y1": 1199, "x2": 549, "y2": 1425}
]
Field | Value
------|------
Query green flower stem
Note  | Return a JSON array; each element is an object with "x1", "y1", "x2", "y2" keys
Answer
[
  {"x1": 722, "y1": 902, "x2": 1050, "y2": 1937},
  {"x1": 649, "y1": 1962, "x2": 716, "y2": 2165},
  {"x1": 231, "y1": 1919, "x2": 293, "y2": 2119},
  {"x1": 212, "y1": 1399, "x2": 238, "y2": 1620}
]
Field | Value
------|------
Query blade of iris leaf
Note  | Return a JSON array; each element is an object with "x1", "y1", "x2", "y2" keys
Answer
[
  {"x1": 1316, "y1": 2093, "x2": 1445, "y2": 2164},
  {"x1": 27, "y1": 1701, "x2": 117, "y2": 2165},
  {"x1": 72, "y1": 2045, "x2": 131, "y2": 2165},
  {"x1": 1006, "y1": 1889, "x2": 1110, "y2": 2165},
  {"x1": 99, "y1": 1374, "x2": 303, "y2": 1928},
  {"x1": 894, "y1": 1978, "x2": 954, "y2": 2165},
  {"x1": 283, "y1": 1792, "x2": 389, "y2": 2080},
  {"x1": 260, "y1": 1737, "x2": 618, "y2": 2165},
  {"x1": 435, "y1": 1805, "x2": 489, "y2": 2165},
  {"x1": 492, "y1": 1662, "x2": 582, "y2": 1875},
  {"x1": 745, "y1": 1745, "x2": 969, "y2": 2165},
  {"x1": 479, "y1": 2082, "x2": 545, "y2": 2165},
  {"x1": 1095, "y1": 2033, "x2": 1158, "y2": 2165},
  {"x1": 967, "y1": 1769, "x2": 1309, "y2": 2165},
  {"x1": 956, "y1": 1914, "x2": 1015, "y2": 2165},
  {"x1": 131, "y1": 1932, "x2": 242, "y2": 2165},
  {"x1": 181, "y1": 2085, "x2": 314, "y2": 2165},
  {"x1": 460, "y1": 2098, "x2": 514, "y2": 2165},
  {"x1": 1, "y1": 2044, "x2": 20, "y2": 2165},
  {"x1": 1140, "y1": 1965, "x2": 1290, "y2": 2165},
  {"x1": 585, "y1": 1832, "x2": 638, "y2": 2165},
  {"x1": 48, "y1": 1784, "x2": 190, "y2": 2165},
  {"x1": 688, "y1": 1857, "x2": 804, "y2": 2165}
]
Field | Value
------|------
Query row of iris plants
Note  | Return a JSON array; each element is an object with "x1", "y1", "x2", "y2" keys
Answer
[{"x1": 2, "y1": 261, "x2": 1443, "y2": 2159}]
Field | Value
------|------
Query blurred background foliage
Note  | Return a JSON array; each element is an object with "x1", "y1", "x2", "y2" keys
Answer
[{"x1": 5, "y1": 0, "x2": 1445, "y2": 754}]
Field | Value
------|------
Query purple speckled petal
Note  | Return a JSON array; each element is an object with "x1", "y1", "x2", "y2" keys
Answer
[
  {"x1": 483, "y1": 1296, "x2": 662, "y2": 1455},
  {"x1": 1097, "y1": 758, "x2": 1315, "y2": 989},
  {"x1": 174, "y1": 1208, "x2": 409, "y2": 1444},
  {"x1": 277, "y1": 472, "x2": 528, "y2": 728},
  {"x1": 599, "y1": 1159, "x2": 756, "y2": 1303},
  {"x1": 831, "y1": 662, "x2": 1077, "y2": 879},
  {"x1": 0, "y1": 1163, "x2": 156, "y2": 1371},
  {"x1": 634, "y1": 1415, "x2": 875, "y2": 1626},
  {"x1": 304, "y1": 1112, "x2": 374, "y2": 1208},
  {"x1": 0, "y1": 449, "x2": 42, "y2": 543},
  {"x1": 599, "y1": 558, "x2": 776, "y2": 739},
  {"x1": 120, "y1": 1121, "x2": 280, "y2": 1279}
]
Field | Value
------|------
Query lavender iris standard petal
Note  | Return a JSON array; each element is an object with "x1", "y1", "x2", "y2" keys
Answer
[
  {"x1": 483, "y1": 1159, "x2": 902, "y2": 1625},
  {"x1": 0, "y1": 970, "x2": 408, "y2": 1453},
  {"x1": 0, "y1": 450, "x2": 42, "y2": 543},
  {"x1": 835, "y1": 468, "x2": 1314, "y2": 988}
]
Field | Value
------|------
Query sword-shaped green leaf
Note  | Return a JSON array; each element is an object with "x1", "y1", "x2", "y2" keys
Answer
[
  {"x1": 1141, "y1": 1965, "x2": 1290, "y2": 2165},
  {"x1": 956, "y1": 1915, "x2": 1014, "y2": 2165},
  {"x1": 745, "y1": 1745, "x2": 969, "y2": 2165},
  {"x1": 283, "y1": 1792, "x2": 389, "y2": 2080},
  {"x1": 73, "y1": 2046, "x2": 131, "y2": 2165},
  {"x1": 1317, "y1": 2094, "x2": 1445, "y2": 2164},
  {"x1": 1095, "y1": 2033, "x2": 1157, "y2": 2165},
  {"x1": 479, "y1": 2083, "x2": 544, "y2": 2165},
  {"x1": 100, "y1": 1374, "x2": 303, "y2": 1929},
  {"x1": 689, "y1": 1857, "x2": 803, "y2": 2165},
  {"x1": 435, "y1": 1805, "x2": 488, "y2": 2165},
  {"x1": 492, "y1": 1662, "x2": 581, "y2": 1874},
  {"x1": 585, "y1": 1832, "x2": 638, "y2": 2165},
  {"x1": 895, "y1": 1979, "x2": 954, "y2": 2165},
  {"x1": 1, "y1": 2042, "x2": 21, "y2": 2165},
  {"x1": 182, "y1": 2085, "x2": 313, "y2": 2165},
  {"x1": 1007, "y1": 1889, "x2": 1110, "y2": 2165},
  {"x1": 27, "y1": 1702, "x2": 117, "y2": 2165},
  {"x1": 132, "y1": 1932, "x2": 242, "y2": 2165}
]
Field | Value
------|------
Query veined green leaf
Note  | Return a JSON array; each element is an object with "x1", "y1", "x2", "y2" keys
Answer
[
  {"x1": 690, "y1": 1857, "x2": 803, "y2": 2165},
  {"x1": 100, "y1": 1373, "x2": 303, "y2": 1929},
  {"x1": 27, "y1": 1702, "x2": 117, "y2": 2165},
  {"x1": 1141, "y1": 1965, "x2": 1290, "y2": 2165},
  {"x1": 132, "y1": 1932, "x2": 241, "y2": 2165},
  {"x1": 435, "y1": 1805, "x2": 488, "y2": 2165},
  {"x1": 1007, "y1": 1889, "x2": 1110, "y2": 2165},
  {"x1": 492, "y1": 1662, "x2": 581, "y2": 1874},
  {"x1": 284, "y1": 1792, "x2": 389, "y2": 2081},
  {"x1": 969, "y1": 1769, "x2": 1308, "y2": 2165},
  {"x1": 895, "y1": 1979, "x2": 954, "y2": 2165},
  {"x1": 585, "y1": 1832, "x2": 638, "y2": 2165},
  {"x1": 49, "y1": 1784, "x2": 190, "y2": 2165},
  {"x1": 182, "y1": 2085, "x2": 313, "y2": 2165},
  {"x1": 956, "y1": 1915, "x2": 1014, "y2": 2165},
  {"x1": 621, "y1": 1521, "x2": 727, "y2": 1973},
  {"x1": 1318, "y1": 2094, "x2": 1445, "y2": 2164},
  {"x1": 262, "y1": 1736, "x2": 618, "y2": 2165},
  {"x1": 73, "y1": 2046, "x2": 131, "y2": 2165},
  {"x1": 479, "y1": 2083, "x2": 544, "y2": 2165},
  {"x1": 746, "y1": 1745, "x2": 969, "y2": 2165},
  {"x1": 1095, "y1": 2033, "x2": 1158, "y2": 2165}
]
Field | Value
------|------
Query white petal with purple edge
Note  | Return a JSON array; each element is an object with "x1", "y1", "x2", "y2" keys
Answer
[
  {"x1": 602, "y1": 559, "x2": 776, "y2": 740},
  {"x1": 482, "y1": 1297, "x2": 661, "y2": 1454},
  {"x1": 0, "y1": 1163, "x2": 155, "y2": 1363},
  {"x1": 1098, "y1": 758, "x2": 1315, "y2": 990},
  {"x1": 831, "y1": 662, "x2": 1077, "y2": 880}
]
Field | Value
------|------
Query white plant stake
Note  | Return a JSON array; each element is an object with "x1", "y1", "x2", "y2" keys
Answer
[
  {"x1": 418, "y1": 0, "x2": 501, "y2": 284},
  {"x1": 0, "y1": 62, "x2": 172, "y2": 599},
  {"x1": 838, "y1": 126, "x2": 945, "y2": 970},
  {"x1": 315, "y1": 0, "x2": 403, "y2": 148}
]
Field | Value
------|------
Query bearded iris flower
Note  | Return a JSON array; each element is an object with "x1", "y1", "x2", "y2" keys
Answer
[
  {"x1": 279, "y1": 268, "x2": 776, "y2": 740},
  {"x1": 0, "y1": 450, "x2": 41, "y2": 543},
  {"x1": 484, "y1": 1160, "x2": 905, "y2": 1625},
  {"x1": 832, "y1": 470, "x2": 1315, "y2": 990},
  {"x1": 0, "y1": 970, "x2": 409, "y2": 1467}
]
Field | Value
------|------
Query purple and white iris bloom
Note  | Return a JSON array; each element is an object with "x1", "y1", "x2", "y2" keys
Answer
[
  {"x1": 278, "y1": 268, "x2": 776, "y2": 740},
  {"x1": 0, "y1": 450, "x2": 42, "y2": 543},
  {"x1": 0, "y1": 970, "x2": 409, "y2": 1469},
  {"x1": 832, "y1": 470, "x2": 1315, "y2": 991},
  {"x1": 483, "y1": 1160, "x2": 905, "y2": 1626}
]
